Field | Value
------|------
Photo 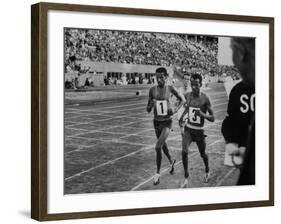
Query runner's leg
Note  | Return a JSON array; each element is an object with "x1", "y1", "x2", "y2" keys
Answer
[
  {"x1": 182, "y1": 128, "x2": 192, "y2": 179},
  {"x1": 155, "y1": 127, "x2": 170, "y2": 173},
  {"x1": 196, "y1": 139, "x2": 209, "y2": 173}
]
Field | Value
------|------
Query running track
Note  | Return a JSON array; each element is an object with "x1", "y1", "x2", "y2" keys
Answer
[{"x1": 64, "y1": 83, "x2": 239, "y2": 194}]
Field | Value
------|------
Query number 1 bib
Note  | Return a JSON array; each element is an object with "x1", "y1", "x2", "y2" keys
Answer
[{"x1": 156, "y1": 100, "x2": 168, "y2": 116}]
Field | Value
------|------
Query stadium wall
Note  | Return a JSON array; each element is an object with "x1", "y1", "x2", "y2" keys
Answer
[
  {"x1": 80, "y1": 61, "x2": 173, "y2": 74},
  {"x1": 65, "y1": 61, "x2": 173, "y2": 86}
]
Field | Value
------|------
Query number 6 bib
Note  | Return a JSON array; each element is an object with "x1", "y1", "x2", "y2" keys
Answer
[{"x1": 156, "y1": 100, "x2": 168, "y2": 116}]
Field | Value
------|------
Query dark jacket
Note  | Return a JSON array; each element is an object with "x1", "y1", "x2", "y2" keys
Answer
[
  {"x1": 237, "y1": 119, "x2": 255, "y2": 185},
  {"x1": 221, "y1": 81, "x2": 255, "y2": 147}
]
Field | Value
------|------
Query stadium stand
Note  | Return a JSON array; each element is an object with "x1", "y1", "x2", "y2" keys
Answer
[{"x1": 64, "y1": 29, "x2": 237, "y2": 88}]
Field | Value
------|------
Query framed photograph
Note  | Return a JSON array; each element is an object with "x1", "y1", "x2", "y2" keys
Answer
[{"x1": 31, "y1": 2, "x2": 274, "y2": 221}]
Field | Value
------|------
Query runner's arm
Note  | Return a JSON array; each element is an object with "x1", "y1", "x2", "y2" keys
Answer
[
  {"x1": 146, "y1": 88, "x2": 154, "y2": 113},
  {"x1": 170, "y1": 86, "x2": 186, "y2": 113},
  {"x1": 196, "y1": 97, "x2": 215, "y2": 122},
  {"x1": 205, "y1": 103, "x2": 215, "y2": 122}
]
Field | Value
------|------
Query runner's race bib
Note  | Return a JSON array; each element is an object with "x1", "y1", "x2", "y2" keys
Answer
[
  {"x1": 188, "y1": 107, "x2": 201, "y2": 124},
  {"x1": 156, "y1": 100, "x2": 168, "y2": 116}
]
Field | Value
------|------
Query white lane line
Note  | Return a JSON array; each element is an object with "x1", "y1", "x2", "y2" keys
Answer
[
  {"x1": 65, "y1": 149, "x2": 83, "y2": 154},
  {"x1": 211, "y1": 98, "x2": 228, "y2": 103},
  {"x1": 66, "y1": 115, "x2": 136, "y2": 128},
  {"x1": 215, "y1": 167, "x2": 237, "y2": 186},
  {"x1": 64, "y1": 144, "x2": 94, "y2": 154},
  {"x1": 71, "y1": 135, "x2": 151, "y2": 147},
  {"x1": 208, "y1": 92, "x2": 226, "y2": 97},
  {"x1": 69, "y1": 123, "x2": 180, "y2": 147},
  {"x1": 95, "y1": 106, "x2": 146, "y2": 113},
  {"x1": 65, "y1": 122, "x2": 92, "y2": 128},
  {"x1": 215, "y1": 109, "x2": 227, "y2": 114},
  {"x1": 66, "y1": 123, "x2": 223, "y2": 151},
  {"x1": 64, "y1": 115, "x2": 93, "y2": 120},
  {"x1": 79, "y1": 105, "x2": 147, "y2": 114},
  {"x1": 213, "y1": 102, "x2": 228, "y2": 107},
  {"x1": 130, "y1": 138, "x2": 225, "y2": 191},
  {"x1": 65, "y1": 145, "x2": 153, "y2": 181},
  {"x1": 132, "y1": 128, "x2": 155, "y2": 136},
  {"x1": 67, "y1": 112, "x2": 213, "y2": 125},
  {"x1": 119, "y1": 129, "x2": 154, "y2": 139},
  {"x1": 65, "y1": 111, "x2": 105, "y2": 116},
  {"x1": 67, "y1": 119, "x2": 151, "y2": 138},
  {"x1": 67, "y1": 117, "x2": 222, "y2": 140},
  {"x1": 65, "y1": 91, "x2": 225, "y2": 109},
  {"x1": 208, "y1": 138, "x2": 224, "y2": 147},
  {"x1": 65, "y1": 101, "x2": 226, "y2": 127},
  {"x1": 65, "y1": 94, "x2": 225, "y2": 115},
  {"x1": 65, "y1": 136, "x2": 153, "y2": 155},
  {"x1": 65, "y1": 125, "x2": 188, "y2": 181},
  {"x1": 65, "y1": 127, "x2": 89, "y2": 132},
  {"x1": 69, "y1": 102, "x2": 147, "y2": 112},
  {"x1": 65, "y1": 106, "x2": 226, "y2": 181},
  {"x1": 96, "y1": 97, "x2": 227, "y2": 113},
  {"x1": 93, "y1": 102, "x2": 146, "y2": 110},
  {"x1": 130, "y1": 160, "x2": 181, "y2": 191},
  {"x1": 69, "y1": 128, "x2": 151, "y2": 139},
  {"x1": 65, "y1": 114, "x2": 115, "y2": 122},
  {"x1": 130, "y1": 151, "x2": 199, "y2": 191},
  {"x1": 105, "y1": 100, "x2": 225, "y2": 113}
]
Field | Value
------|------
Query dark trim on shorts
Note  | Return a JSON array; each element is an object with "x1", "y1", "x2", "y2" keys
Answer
[{"x1": 153, "y1": 119, "x2": 172, "y2": 128}]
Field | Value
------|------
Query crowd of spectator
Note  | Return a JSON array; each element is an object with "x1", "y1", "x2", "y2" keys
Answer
[
  {"x1": 103, "y1": 74, "x2": 157, "y2": 86},
  {"x1": 64, "y1": 29, "x2": 219, "y2": 75}
]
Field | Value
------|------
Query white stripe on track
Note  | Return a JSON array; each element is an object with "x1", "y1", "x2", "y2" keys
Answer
[
  {"x1": 213, "y1": 102, "x2": 228, "y2": 107},
  {"x1": 65, "y1": 145, "x2": 153, "y2": 181},
  {"x1": 215, "y1": 167, "x2": 237, "y2": 186},
  {"x1": 66, "y1": 114, "x2": 137, "y2": 128},
  {"x1": 208, "y1": 138, "x2": 224, "y2": 146},
  {"x1": 64, "y1": 144, "x2": 93, "y2": 154},
  {"x1": 65, "y1": 109, "x2": 226, "y2": 182},
  {"x1": 65, "y1": 127, "x2": 89, "y2": 132},
  {"x1": 211, "y1": 98, "x2": 228, "y2": 103},
  {"x1": 130, "y1": 160, "x2": 182, "y2": 191},
  {"x1": 65, "y1": 99, "x2": 226, "y2": 127},
  {"x1": 71, "y1": 135, "x2": 151, "y2": 147},
  {"x1": 65, "y1": 92, "x2": 226, "y2": 115},
  {"x1": 67, "y1": 119, "x2": 152, "y2": 138},
  {"x1": 93, "y1": 105, "x2": 146, "y2": 113},
  {"x1": 215, "y1": 108, "x2": 227, "y2": 114},
  {"x1": 130, "y1": 151, "x2": 199, "y2": 191},
  {"x1": 130, "y1": 138, "x2": 224, "y2": 191},
  {"x1": 69, "y1": 102, "x2": 147, "y2": 112}
]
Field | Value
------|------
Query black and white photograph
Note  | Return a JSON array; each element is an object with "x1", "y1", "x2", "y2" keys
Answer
[
  {"x1": 29, "y1": 2, "x2": 274, "y2": 221},
  {"x1": 63, "y1": 28, "x2": 255, "y2": 194}
]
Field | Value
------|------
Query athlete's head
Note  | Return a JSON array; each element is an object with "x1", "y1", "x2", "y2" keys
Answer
[
  {"x1": 155, "y1": 67, "x2": 169, "y2": 88},
  {"x1": 190, "y1": 73, "x2": 202, "y2": 95},
  {"x1": 231, "y1": 37, "x2": 255, "y2": 86},
  {"x1": 183, "y1": 73, "x2": 190, "y2": 88}
]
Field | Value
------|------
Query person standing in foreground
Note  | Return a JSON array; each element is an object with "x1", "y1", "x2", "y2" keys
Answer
[
  {"x1": 221, "y1": 37, "x2": 255, "y2": 185},
  {"x1": 179, "y1": 73, "x2": 215, "y2": 188},
  {"x1": 147, "y1": 67, "x2": 185, "y2": 185}
]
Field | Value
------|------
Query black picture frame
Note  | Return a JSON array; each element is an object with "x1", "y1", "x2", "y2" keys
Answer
[{"x1": 31, "y1": 2, "x2": 274, "y2": 221}]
